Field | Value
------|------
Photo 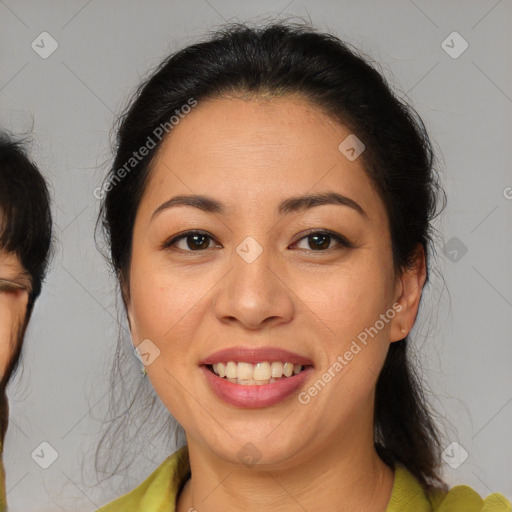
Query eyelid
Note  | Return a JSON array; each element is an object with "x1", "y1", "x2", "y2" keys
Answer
[
  {"x1": 163, "y1": 228, "x2": 353, "y2": 253},
  {"x1": 162, "y1": 230, "x2": 220, "y2": 251},
  {"x1": 290, "y1": 229, "x2": 353, "y2": 252},
  {"x1": 0, "y1": 278, "x2": 30, "y2": 293}
]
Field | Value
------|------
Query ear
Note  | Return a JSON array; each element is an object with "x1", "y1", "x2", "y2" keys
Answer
[
  {"x1": 389, "y1": 243, "x2": 427, "y2": 343},
  {"x1": 119, "y1": 271, "x2": 138, "y2": 344}
]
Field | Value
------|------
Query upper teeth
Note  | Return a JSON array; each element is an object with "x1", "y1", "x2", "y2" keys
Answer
[{"x1": 212, "y1": 361, "x2": 303, "y2": 380}]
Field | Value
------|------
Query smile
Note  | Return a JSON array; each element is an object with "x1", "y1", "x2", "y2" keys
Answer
[{"x1": 208, "y1": 361, "x2": 305, "y2": 385}]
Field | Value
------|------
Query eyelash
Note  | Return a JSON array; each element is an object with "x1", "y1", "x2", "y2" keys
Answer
[{"x1": 162, "y1": 229, "x2": 353, "y2": 254}]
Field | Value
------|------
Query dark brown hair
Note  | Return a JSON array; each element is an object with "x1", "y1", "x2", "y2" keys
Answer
[{"x1": 0, "y1": 132, "x2": 53, "y2": 438}]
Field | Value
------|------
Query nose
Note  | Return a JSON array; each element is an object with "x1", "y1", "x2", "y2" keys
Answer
[{"x1": 213, "y1": 243, "x2": 294, "y2": 330}]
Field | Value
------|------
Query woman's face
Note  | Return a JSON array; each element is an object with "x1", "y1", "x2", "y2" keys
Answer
[
  {"x1": 126, "y1": 95, "x2": 421, "y2": 467},
  {"x1": 0, "y1": 250, "x2": 29, "y2": 380}
]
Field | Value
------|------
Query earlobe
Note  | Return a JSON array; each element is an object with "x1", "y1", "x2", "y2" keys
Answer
[
  {"x1": 390, "y1": 244, "x2": 427, "y2": 343},
  {"x1": 126, "y1": 304, "x2": 134, "y2": 332},
  {"x1": 120, "y1": 278, "x2": 136, "y2": 339},
  {"x1": 125, "y1": 303, "x2": 141, "y2": 348},
  {"x1": 119, "y1": 271, "x2": 132, "y2": 325},
  {"x1": 124, "y1": 299, "x2": 133, "y2": 331}
]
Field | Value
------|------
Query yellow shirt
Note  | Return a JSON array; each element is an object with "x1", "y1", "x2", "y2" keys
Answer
[
  {"x1": 97, "y1": 445, "x2": 511, "y2": 511},
  {"x1": 0, "y1": 440, "x2": 6, "y2": 512}
]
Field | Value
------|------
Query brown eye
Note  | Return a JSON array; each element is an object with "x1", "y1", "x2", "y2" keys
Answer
[
  {"x1": 164, "y1": 231, "x2": 218, "y2": 252},
  {"x1": 306, "y1": 233, "x2": 331, "y2": 250},
  {"x1": 183, "y1": 233, "x2": 212, "y2": 251},
  {"x1": 293, "y1": 230, "x2": 351, "y2": 252}
]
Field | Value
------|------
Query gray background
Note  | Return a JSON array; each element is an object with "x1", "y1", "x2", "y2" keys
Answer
[{"x1": 1, "y1": 0, "x2": 511, "y2": 510}]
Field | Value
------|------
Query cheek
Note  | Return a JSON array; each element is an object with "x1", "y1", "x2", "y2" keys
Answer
[
  {"x1": 0, "y1": 297, "x2": 25, "y2": 376},
  {"x1": 128, "y1": 269, "x2": 214, "y2": 430},
  {"x1": 290, "y1": 257, "x2": 394, "y2": 395},
  {"x1": 294, "y1": 262, "x2": 393, "y2": 340},
  {"x1": 128, "y1": 255, "x2": 213, "y2": 356}
]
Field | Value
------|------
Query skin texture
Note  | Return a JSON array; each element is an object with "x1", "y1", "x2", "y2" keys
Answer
[
  {"x1": 124, "y1": 95, "x2": 427, "y2": 512},
  {"x1": 0, "y1": 250, "x2": 29, "y2": 380}
]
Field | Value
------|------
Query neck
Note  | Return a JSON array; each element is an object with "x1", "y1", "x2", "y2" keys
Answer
[{"x1": 177, "y1": 419, "x2": 394, "y2": 512}]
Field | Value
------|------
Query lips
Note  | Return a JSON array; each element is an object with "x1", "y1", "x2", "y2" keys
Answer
[
  {"x1": 199, "y1": 346, "x2": 314, "y2": 366},
  {"x1": 199, "y1": 346, "x2": 314, "y2": 408}
]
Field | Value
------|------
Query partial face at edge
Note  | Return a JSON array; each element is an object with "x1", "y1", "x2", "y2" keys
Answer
[
  {"x1": 123, "y1": 95, "x2": 423, "y2": 467},
  {"x1": 0, "y1": 250, "x2": 30, "y2": 381}
]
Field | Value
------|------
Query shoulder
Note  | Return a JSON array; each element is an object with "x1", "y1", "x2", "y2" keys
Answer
[
  {"x1": 429, "y1": 484, "x2": 511, "y2": 512},
  {"x1": 388, "y1": 464, "x2": 511, "y2": 512},
  {"x1": 95, "y1": 445, "x2": 190, "y2": 512}
]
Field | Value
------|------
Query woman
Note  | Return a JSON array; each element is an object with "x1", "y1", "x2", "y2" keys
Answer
[
  {"x1": 95, "y1": 22, "x2": 510, "y2": 511},
  {"x1": 0, "y1": 133, "x2": 52, "y2": 510}
]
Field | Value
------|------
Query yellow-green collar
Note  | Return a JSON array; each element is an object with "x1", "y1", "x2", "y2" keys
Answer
[
  {"x1": 0, "y1": 439, "x2": 6, "y2": 512},
  {"x1": 97, "y1": 445, "x2": 511, "y2": 511}
]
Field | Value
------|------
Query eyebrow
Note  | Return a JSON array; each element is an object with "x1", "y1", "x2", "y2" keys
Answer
[
  {"x1": 0, "y1": 269, "x2": 32, "y2": 292},
  {"x1": 152, "y1": 192, "x2": 368, "y2": 220}
]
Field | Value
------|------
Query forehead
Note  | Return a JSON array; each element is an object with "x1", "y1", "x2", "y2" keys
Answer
[
  {"x1": 0, "y1": 249, "x2": 21, "y2": 267},
  {"x1": 156, "y1": 94, "x2": 351, "y2": 169},
  {"x1": 0, "y1": 249, "x2": 26, "y2": 277},
  {"x1": 141, "y1": 95, "x2": 385, "y2": 222}
]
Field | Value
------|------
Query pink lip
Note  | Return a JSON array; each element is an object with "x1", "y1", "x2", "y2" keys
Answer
[
  {"x1": 201, "y1": 365, "x2": 314, "y2": 408},
  {"x1": 199, "y1": 346, "x2": 314, "y2": 366}
]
